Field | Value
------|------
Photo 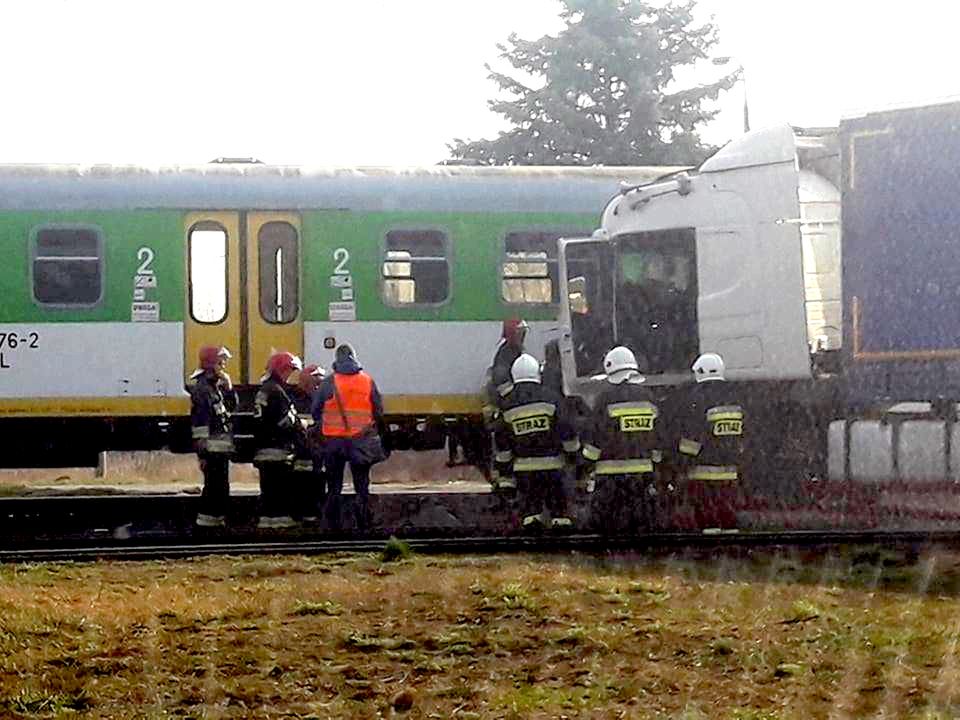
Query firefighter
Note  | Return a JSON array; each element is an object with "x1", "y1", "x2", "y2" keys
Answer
[
  {"x1": 293, "y1": 364, "x2": 326, "y2": 522},
  {"x1": 311, "y1": 344, "x2": 388, "y2": 533},
  {"x1": 483, "y1": 318, "x2": 529, "y2": 489},
  {"x1": 490, "y1": 318, "x2": 529, "y2": 396},
  {"x1": 580, "y1": 346, "x2": 663, "y2": 534},
  {"x1": 188, "y1": 345, "x2": 237, "y2": 528},
  {"x1": 253, "y1": 350, "x2": 304, "y2": 529},
  {"x1": 493, "y1": 353, "x2": 579, "y2": 530},
  {"x1": 672, "y1": 352, "x2": 743, "y2": 534}
]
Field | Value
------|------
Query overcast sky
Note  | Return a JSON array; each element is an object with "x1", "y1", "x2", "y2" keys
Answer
[{"x1": 1, "y1": 0, "x2": 956, "y2": 166}]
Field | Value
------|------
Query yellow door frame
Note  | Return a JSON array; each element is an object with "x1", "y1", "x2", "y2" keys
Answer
[
  {"x1": 245, "y1": 211, "x2": 304, "y2": 382},
  {"x1": 183, "y1": 212, "x2": 243, "y2": 383}
]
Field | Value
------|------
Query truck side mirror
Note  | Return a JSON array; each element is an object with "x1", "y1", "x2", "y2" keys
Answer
[{"x1": 568, "y1": 276, "x2": 589, "y2": 315}]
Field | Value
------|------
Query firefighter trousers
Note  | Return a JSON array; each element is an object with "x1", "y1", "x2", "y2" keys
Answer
[
  {"x1": 515, "y1": 469, "x2": 569, "y2": 522},
  {"x1": 256, "y1": 460, "x2": 294, "y2": 519},
  {"x1": 591, "y1": 473, "x2": 655, "y2": 534},
  {"x1": 293, "y1": 459, "x2": 328, "y2": 520},
  {"x1": 688, "y1": 480, "x2": 738, "y2": 530},
  {"x1": 198, "y1": 453, "x2": 230, "y2": 518}
]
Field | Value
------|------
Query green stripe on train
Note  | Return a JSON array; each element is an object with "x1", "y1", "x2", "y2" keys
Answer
[
  {"x1": 0, "y1": 209, "x2": 595, "y2": 323},
  {"x1": 302, "y1": 211, "x2": 596, "y2": 322},
  {"x1": 0, "y1": 211, "x2": 185, "y2": 323}
]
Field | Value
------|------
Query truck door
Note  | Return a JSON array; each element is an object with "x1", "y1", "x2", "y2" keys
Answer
[
  {"x1": 183, "y1": 211, "x2": 303, "y2": 386},
  {"x1": 557, "y1": 238, "x2": 616, "y2": 392}
]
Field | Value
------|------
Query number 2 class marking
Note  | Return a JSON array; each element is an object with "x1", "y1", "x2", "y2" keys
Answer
[
  {"x1": 333, "y1": 247, "x2": 350, "y2": 275},
  {"x1": 137, "y1": 247, "x2": 155, "y2": 275}
]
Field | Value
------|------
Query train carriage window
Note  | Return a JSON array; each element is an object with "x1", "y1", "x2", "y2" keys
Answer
[
  {"x1": 32, "y1": 226, "x2": 103, "y2": 306},
  {"x1": 258, "y1": 222, "x2": 299, "y2": 324},
  {"x1": 189, "y1": 223, "x2": 228, "y2": 323},
  {"x1": 382, "y1": 230, "x2": 449, "y2": 305},
  {"x1": 502, "y1": 231, "x2": 564, "y2": 304}
]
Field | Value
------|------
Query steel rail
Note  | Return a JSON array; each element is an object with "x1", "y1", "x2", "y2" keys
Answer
[{"x1": 1, "y1": 529, "x2": 958, "y2": 563}]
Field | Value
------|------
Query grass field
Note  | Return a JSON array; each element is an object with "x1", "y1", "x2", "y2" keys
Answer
[{"x1": 1, "y1": 548, "x2": 959, "y2": 718}]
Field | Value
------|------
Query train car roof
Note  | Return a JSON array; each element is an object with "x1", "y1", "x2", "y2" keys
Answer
[{"x1": 0, "y1": 163, "x2": 685, "y2": 213}]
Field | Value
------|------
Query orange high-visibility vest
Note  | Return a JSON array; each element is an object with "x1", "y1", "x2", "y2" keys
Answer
[{"x1": 322, "y1": 372, "x2": 375, "y2": 438}]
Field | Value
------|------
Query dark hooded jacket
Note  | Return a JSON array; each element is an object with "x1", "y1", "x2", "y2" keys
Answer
[
  {"x1": 254, "y1": 375, "x2": 301, "y2": 452},
  {"x1": 188, "y1": 371, "x2": 237, "y2": 449}
]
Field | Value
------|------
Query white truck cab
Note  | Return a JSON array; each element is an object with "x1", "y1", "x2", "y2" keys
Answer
[{"x1": 557, "y1": 124, "x2": 841, "y2": 399}]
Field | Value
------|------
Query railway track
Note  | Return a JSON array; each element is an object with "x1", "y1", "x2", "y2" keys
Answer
[
  {"x1": 3, "y1": 529, "x2": 959, "y2": 564},
  {"x1": 7, "y1": 486, "x2": 960, "y2": 563}
]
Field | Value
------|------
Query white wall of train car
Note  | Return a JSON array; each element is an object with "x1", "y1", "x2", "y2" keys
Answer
[
  {"x1": 601, "y1": 124, "x2": 812, "y2": 382},
  {"x1": 798, "y1": 169, "x2": 841, "y2": 352},
  {"x1": 304, "y1": 320, "x2": 556, "y2": 411},
  {"x1": 0, "y1": 323, "x2": 184, "y2": 412}
]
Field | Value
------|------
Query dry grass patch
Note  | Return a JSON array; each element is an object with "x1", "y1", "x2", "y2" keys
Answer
[
  {"x1": 0, "y1": 550, "x2": 960, "y2": 717},
  {"x1": 0, "y1": 449, "x2": 481, "y2": 493}
]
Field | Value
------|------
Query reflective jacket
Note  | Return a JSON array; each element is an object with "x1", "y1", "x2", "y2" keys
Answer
[
  {"x1": 312, "y1": 358, "x2": 385, "y2": 439},
  {"x1": 671, "y1": 380, "x2": 745, "y2": 482},
  {"x1": 253, "y1": 376, "x2": 300, "y2": 461},
  {"x1": 582, "y1": 377, "x2": 663, "y2": 476},
  {"x1": 493, "y1": 382, "x2": 580, "y2": 474},
  {"x1": 320, "y1": 373, "x2": 375, "y2": 438},
  {"x1": 188, "y1": 371, "x2": 237, "y2": 454}
]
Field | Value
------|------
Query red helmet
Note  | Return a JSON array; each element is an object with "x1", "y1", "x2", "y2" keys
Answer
[
  {"x1": 266, "y1": 351, "x2": 303, "y2": 383},
  {"x1": 297, "y1": 363, "x2": 324, "y2": 393},
  {"x1": 502, "y1": 318, "x2": 529, "y2": 345},
  {"x1": 198, "y1": 345, "x2": 231, "y2": 371}
]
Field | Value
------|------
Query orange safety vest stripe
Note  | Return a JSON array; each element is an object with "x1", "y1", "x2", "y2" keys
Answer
[{"x1": 322, "y1": 372, "x2": 375, "y2": 438}]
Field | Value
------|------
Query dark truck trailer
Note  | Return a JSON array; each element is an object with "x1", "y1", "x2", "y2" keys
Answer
[
  {"x1": 826, "y1": 100, "x2": 960, "y2": 489},
  {"x1": 842, "y1": 100, "x2": 960, "y2": 407}
]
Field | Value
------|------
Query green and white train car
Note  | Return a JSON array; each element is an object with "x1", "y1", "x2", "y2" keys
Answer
[{"x1": 0, "y1": 163, "x2": 673, "y2": 466}]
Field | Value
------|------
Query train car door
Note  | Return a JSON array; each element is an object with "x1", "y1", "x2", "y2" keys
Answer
[
  {"x1": 184, "y1": 212, "x2": 243, "y2": 381},
  {"x1": 244, "y1": 212, "x2": 303, "y2": 382},
  {"x1": 183, "y1": 212, "x2": 303, "y2": 385}
]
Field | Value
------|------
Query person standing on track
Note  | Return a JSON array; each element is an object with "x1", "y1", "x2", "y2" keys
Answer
[
  {"x1": 293, "y1": 364, "x2": 326, "y2": 523},
  {"x1": 253, "y1": 351, "x2": 304, "y2": 529},
  {"x1": 493, "y1": 353, "x2": 579, "y2": 530},
  {"x1": 580, "y1": 346, "x2": 663, "y2": 534},
  {"x1": 188, "y1": 345, "x2": 237, "y2": 528},
  {"x1": 311, "y1": 344, "x2": 389, "y2": 533},
  {"x1": 483, "y1": 318, "x2": 529, "y2": 490},
  {"x1": 488, "y1": 318, "x2": 529, "y2": 401},
  {"x1": 671, "y1": 352, "x2": 744, "y2": 534}
]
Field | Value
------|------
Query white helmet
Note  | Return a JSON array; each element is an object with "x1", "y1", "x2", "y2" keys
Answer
[
  {"x1": 511, "y1": 353, "x2": 542, "y2": 384},
  {"x1": 692, "y1": 352, "x2": 725, "y2": 382},
  {"x1": 603, "y1": 346, "x2": 641, "y2": 384}
]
